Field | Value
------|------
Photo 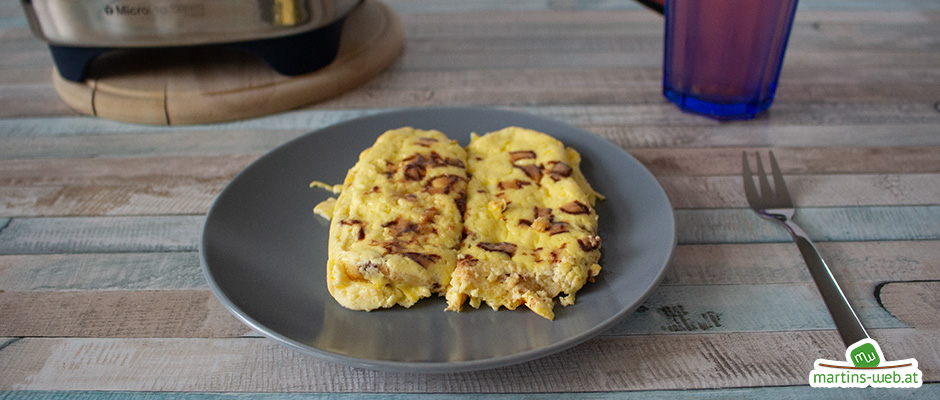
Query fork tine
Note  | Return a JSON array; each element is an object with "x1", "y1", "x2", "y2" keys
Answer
[
  {"x1": 768, "y1": 150, "x2": 791, "y2": 203},
  {"x1": 754, "y1": 152, "x2": 774, "y2": 199},
  {"x1": 742, "y1": 152, "x2": 759, "y2": 204}
]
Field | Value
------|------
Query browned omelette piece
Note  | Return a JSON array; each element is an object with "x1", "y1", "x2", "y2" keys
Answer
[
  {"x1": 446, "y1": 127, "x2": 602, "y2": 320},
  {"x1": 320, "y1": 127, "x2": 468, "y2": 310}
]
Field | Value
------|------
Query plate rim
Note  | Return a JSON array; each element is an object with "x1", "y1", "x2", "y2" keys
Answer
[{"x1": 200, "y1": 106, "x2": 676, "y2": 373}]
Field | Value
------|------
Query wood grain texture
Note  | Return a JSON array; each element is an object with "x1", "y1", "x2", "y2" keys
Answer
[
  {"x1": 0, "y1": 338, "x2": 17, "y2": 352},
  {"x1": 0, "y1": 240, "x2": 933, "y2": 339},
  {"x1": 0, "y1": 283, "x2": 906, "y2": 338},
  {"x1": 3, "y1": 148, "x2": 939, "y2": 185},
  {"x1": 664, "y1": 241, "x2": 940, "y2": 286},
  {"x1": 388, "y1": 9, "x2": 940, "y2": 51},
  {"x1": 589, "y1": 123, "x2": 940, "y2": 148},
  {"x1": 660, "y1": 173, "x2": 940, "y2": 208},
  {"x1": 8, "y1": 65, "x2": 940, "y2": 120},
  {"x1": 0, "y1": 252, "x2": 205, "y2": 292},
  {"x1": 1, "y1": 208, "x2": 938, "y2": 255},
  {"x1": 3, "y1": 107, "x2": 940, "y2": 149},
  {"x1": 627, "y1": 147, "x2": 940, "y2": 176},
  {"x1": 0, "y1": 290, "x2": 251, "y2": 338},
  {"x1": 0, "y1": 184, "x2": 224, "y2": 217},
  {"x1": 0, "y1": 130, "x2": 307, "y2": 160},
  {"x1": 1, "y1": 241, "x2": 933, "y2": 339},
  {"x1": 389, "y1": 45, "x2": 940, "y2": 72},
  {"x1": 880, "y1": 281, "x2": 940, "y2": 329},
  {"x1": 0, "y1": 154, "x2": 258, "y2": 186},
  {"x1": 2, "y1": 173, "x2": 938, "y2": 217},
  {"x1": 0, "y1": 83, "x2": 77, "y2": 118},
  {"x1": 607, "y1": 281, "x2": 907, "y2": 335},
  {"x1": 49, "y1": 72, "x2": 97, "y2": 118},
  {"x1": 1, "y1": 147, "x2": 939, "y2": 218},
  {"x1": 0, "y1": 216, "x2": 203, "y2": 254},
  {"x1": 0, "y1": 329, "x2": 934, "y2": 392},
  {"x1": 315, "y1": 75, "x2": 940, "y2": 109},
  {"x1": 0, "y1": 110, "x2": 374, "y2": 137},
  {"x1": 0, "y1": 386, "x2": 936, "y2": 399},
  {"x1": 675, "y1": 206, "x2": 940, "y2": 244},
  {"x1": 2, "y1": 240, "x2": 935, "y2": 293}
]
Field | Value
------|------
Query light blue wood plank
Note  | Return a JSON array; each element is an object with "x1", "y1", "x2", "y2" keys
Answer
[
  {"x1": 0, "y1": 330, "x2": 933, "y2": 392},
  {"x1": 0, "y1": 277, "x2": 903, "y2": 336},
  {"x1": 0, "y1": 253, "x2": 206, "y2": 291},
  {"x1": 4, "y1": 104, "x2": 940, "y2": 141},
  {"x1": 0, "y1": 385, "x2": 935, "y2": 399},
  {"x1": 0, "y1": 16, "x2": 28, "y2": 29},
  {"x1": 0, "y1": 216, "x2": 203, "y2": 255},
  {"x1": 0, "y1": 253, "x2": 912, "y2": 335},
  {"x1": 676, "y1": 206, "x2": 940, "y2": 245},
  {"x1": 4, "y1": 241, "x2": 937, "y2": 292},
  {"x1": 0, "y1": 110, "x2": 385, "y2": 138},
  {"x1": 605, "y1": 282, "x2": 904, "y2": 336},
  {"x1": 6, "y1": 123, "x2": 940, "y2": 161},
  {"x1": 0, "y1": 338, "x2": 19, "y2": 352},
  {"x1": 1, "y1": 206, "x2": 938, "y2": 255},
  {"x1": 662, "y1": 241, "x2": 940, "y2": 286},
  {"x1": 2, "y1": 125, "x2": 940, "y2": 163}
]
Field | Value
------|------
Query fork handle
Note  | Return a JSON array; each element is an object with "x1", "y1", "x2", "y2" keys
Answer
[{"x1": 791, "y1": 231, "x2": 870, "y2": 347}]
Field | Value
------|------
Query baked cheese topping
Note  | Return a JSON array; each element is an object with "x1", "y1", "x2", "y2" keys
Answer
[
  {"x1": 320, "y1": 127, "x2": 468, "y2": 310},
  {"x1": 445, "y1": 127, "x2": 602, "y2": 320}
]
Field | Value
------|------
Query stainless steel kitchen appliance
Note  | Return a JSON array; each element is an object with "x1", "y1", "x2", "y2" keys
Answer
[{"x1": 21, "y1": 0, "x2": 361, "y2": 81}]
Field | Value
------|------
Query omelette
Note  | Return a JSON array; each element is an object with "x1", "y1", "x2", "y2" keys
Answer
[
  {"x1": 444, "y1": 127, "x2": 602, "y2": 320},
  {"x1": 318, "y1": 127, "x2": 468, "y2": 310},
  {"x1": 314, "y1": 126, "x2": 601, "y2": 320}
]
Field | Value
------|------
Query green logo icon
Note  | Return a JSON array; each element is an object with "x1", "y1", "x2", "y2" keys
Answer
[
  {"x1": 810, "y1": 339, "x2": 922, "y2": 388},
  {"x1": 850, "y1": 342, "x2": 881, "y2": 368}
]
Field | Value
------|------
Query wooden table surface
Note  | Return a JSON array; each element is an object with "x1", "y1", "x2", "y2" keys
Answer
[{"x1": 1, "y1": 0, "x2": 938, "y2": 398}]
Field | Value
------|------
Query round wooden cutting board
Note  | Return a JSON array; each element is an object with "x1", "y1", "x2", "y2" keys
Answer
[{"x1": 52, "y1": 0, "x2": 403, "y2": 125}]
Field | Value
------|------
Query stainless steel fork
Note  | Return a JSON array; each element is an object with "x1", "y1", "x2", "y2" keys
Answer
[{"x1": 742, "y1": 151, "x2": 869, "y2": 347}]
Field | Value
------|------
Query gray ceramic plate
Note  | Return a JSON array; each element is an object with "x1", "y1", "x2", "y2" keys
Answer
[{"x1": 201, "y1": 107, "x2": 675, "y2": 373}]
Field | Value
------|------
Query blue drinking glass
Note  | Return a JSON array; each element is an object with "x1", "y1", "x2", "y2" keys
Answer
[{"x1": 663, "y1": 0, "x2": 799, "y2": 120}]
